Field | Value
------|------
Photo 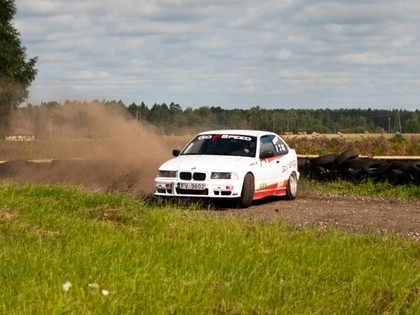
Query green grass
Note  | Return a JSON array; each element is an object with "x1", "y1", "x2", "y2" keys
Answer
[
  {"x1": 302, "y1": 178, "x2": 420, "y2": 200},
  {"x1": 0, "y1": 184, "x2": 419, "y2": 314}
]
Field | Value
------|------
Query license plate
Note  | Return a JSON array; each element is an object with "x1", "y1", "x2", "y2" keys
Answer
[{"x1": 179, "y1": 183, "x2": 206, "y2": 190}]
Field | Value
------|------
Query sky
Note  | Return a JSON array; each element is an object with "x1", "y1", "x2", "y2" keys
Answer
[{"x1": 14, "y1": 0, "x2": 420, "y2": 110}]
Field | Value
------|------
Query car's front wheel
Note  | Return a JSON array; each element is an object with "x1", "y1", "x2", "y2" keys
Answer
[
  {"x1": 286, "y1": 171, "x2": 298, "y2": 200},
  {"x1": 236, "y1": 173, "x2": 254, "y2": 208}
]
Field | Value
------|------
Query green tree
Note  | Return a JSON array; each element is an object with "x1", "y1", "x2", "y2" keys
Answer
[
  {"x1": 404, "y1": 111, "x2": 420, "y2": 133},
  {"x1": 0, "y1": 0, "x2": 38, "y2": 134},
  {"x1": 168, "y1": 102, "x2": 185, "y2": 131},
  {"x1": 149, "y1": 103, "x2": 169, "y2": 134},
  {"x1": 246, "y1": 106, "x2": 262, "y2": 129},
  {"x1": 138, "y1": 101, "x2": 149, "y2": 120},
  {"x1": 127, "y1": 102, "x2": 139, "y2": 118}
]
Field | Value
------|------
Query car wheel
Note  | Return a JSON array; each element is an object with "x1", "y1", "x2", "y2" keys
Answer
[
  {"x1": 286, "y1": 171, "x2": 298, "y2": 200},
  {"x1": 236, "y1": 173, "x2": 254, "y2": 208}
]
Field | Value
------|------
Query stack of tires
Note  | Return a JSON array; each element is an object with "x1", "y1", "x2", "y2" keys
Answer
[{"x1": 298, "y1": 149, "x2": 420, "y2": 185}]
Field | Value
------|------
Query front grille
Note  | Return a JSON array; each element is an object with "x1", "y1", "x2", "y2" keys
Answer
[
  {"x1": 193, "y1": 173, "x2": 206, "y2": 180},
  {"x1": 179, "y1": 172, "x2": 206, "y2": 181},
  {"x1": 180, "y1": 172, "x2": 192, "y2": 180}
]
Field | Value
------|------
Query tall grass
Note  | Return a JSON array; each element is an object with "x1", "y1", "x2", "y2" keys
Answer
[
  {"x1": 0, "y1": 184, "x2": 419, "y2": 314},
  {"x1": 285, "y1": 133, "x2": 420, "y2": 156}
]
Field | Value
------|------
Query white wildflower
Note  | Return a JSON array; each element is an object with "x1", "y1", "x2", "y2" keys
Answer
[
  {"x1": 62, "y1": 281, "x2": 72, "y2": 292},
  {"x1": 101, "y1": 289, "x2": 110, "y2": 296}
]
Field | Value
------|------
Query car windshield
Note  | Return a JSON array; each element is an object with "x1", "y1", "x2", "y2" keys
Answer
[{"x1": 181, "y1": 134, "x2": 257, "y2": 157}]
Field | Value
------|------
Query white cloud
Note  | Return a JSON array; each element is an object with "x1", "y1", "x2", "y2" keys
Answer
[
  {"x1": 13, "y1": 0, "x2": 420, "y2": 110},
  {"x1": 337, "y1": 52, "x2": 409, "y2": 66}
]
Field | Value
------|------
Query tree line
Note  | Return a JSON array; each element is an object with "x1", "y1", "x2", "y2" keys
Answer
[
  {"x1": 7, "y1": 100, "x2": 419, "y2": 139},
  {"x1": 126, "y1": 102, "x2": 420, "y2": 135}
]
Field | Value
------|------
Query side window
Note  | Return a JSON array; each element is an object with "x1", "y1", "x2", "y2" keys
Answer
[
  {"x1": 259, "y1": 135, "x2": 289, "y2": 157},
  {"x1": 259, "y1": 135, "x2": 276, "y2": 156}
]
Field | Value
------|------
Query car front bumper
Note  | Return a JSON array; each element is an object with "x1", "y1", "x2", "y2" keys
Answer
[{"x1": 154, "y1": 178, "x2": 243, "y2": 198}]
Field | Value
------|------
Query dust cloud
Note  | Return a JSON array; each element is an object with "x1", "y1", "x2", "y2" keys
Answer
[{"x1": 1, "y1": 104, "x2": 175, "y2": 195}]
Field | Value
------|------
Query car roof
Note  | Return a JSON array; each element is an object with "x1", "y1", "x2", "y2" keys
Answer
[{"x1": 197, "y1": 129, "x2": 275, "y2": 138}]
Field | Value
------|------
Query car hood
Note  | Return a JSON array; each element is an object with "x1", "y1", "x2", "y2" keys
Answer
[{"x1": 158, "y1": 155, "x2": 254, "y2": 172}]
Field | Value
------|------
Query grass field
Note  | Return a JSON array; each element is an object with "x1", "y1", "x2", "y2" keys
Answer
[{"x1": 1, "y1": 183, "x2": 419, "y2": 314}]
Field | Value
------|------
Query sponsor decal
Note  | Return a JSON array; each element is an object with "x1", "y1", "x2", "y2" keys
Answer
[
  {"x1": 198, "y1": 135, "x2": 213, "y2": 140},
  {"x1": 198, "y1": 134, "x2": 253, "y2": 141},
  {"x1": 220, "y1": 134, "x2": 253, "y2": 141}
]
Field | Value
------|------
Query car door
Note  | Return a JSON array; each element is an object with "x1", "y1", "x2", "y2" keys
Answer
[{"x1": 255, "y1": 134, "x2": 289, "y2": 193}]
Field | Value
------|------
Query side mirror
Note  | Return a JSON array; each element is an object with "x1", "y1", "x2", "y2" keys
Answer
[
  {"x1": 260, "y1": 150, "x2": 274, "y2": 158},
  {"x1": 172, "y1": 149, "x2": 181, "y2": 157}
]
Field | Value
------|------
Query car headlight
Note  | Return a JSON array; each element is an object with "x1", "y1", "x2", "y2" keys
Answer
[
  {"x1": 211, "y1": 172, "x2": 238, "y2": 180},
  {"x1": 158, "y1": 170, "x2": 177, "y2": 178}
]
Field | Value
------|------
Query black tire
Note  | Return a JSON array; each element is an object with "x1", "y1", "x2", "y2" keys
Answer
[
  {"x1": 297, "y1": 158, "x2": 311, "y2": 177},
  {"x1": 310, "y1": 165, "x2": 339, "y2": 181},
  {"x1": 335, "y1": 149, "x2": 358, "y2": 166},
  {"x1": 310, "y1": 154, "x2": 338, "y2": 166},
  {"x1": 377, "y1": 162, "x2": 391, "y2": 175},
  {"x1": 409, "y1": 161, "x2": 420, "y2": 175},
  {"x1": 363, "y1": 159, "x2": 387, "y2": 177},
  {"x1": 236, "y1": 173, "x2": 254, "y2": 208},
  {"x1": 409, "y1": 161, "x2": 420, "y2": 184},
  {"x1": 286, "y1": 172, "x2": 298, "y2": 200},
  {"x1": 339, "y1": 158, "x2": 366, "y2": 180},
  {"x1": 340, "y1": 158, "x2": 366, "y2": 170},
  {"x1": 390, "y1": 161, "x2": 410, "y2": 172},
  {"x1": 346, "y1": 167, "x2": 364, "y2": 177},
  {"x1": 389, "y1": 168, "x2": 409, "y2": 184}
]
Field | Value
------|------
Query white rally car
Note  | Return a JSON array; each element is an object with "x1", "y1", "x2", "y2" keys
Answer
[{"x1": 154, "y1": 129, "x2": 299, "y2": 208}]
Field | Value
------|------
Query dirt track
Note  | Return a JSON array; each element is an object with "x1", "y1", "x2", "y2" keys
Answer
[
  {"x1": 1, "y1": 158, "x2": 419, "y2": 240},
  {"x1": 221, "y1": 194, "x2": 420, "y2": 240}
]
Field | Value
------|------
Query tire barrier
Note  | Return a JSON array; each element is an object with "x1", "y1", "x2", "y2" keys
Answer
[
  {"x1": 1, "y1": 156, "x2": 419, "y2": 186},
  {"x1": 298, "y1": 150, "x2": 420, "y2": 185}
]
